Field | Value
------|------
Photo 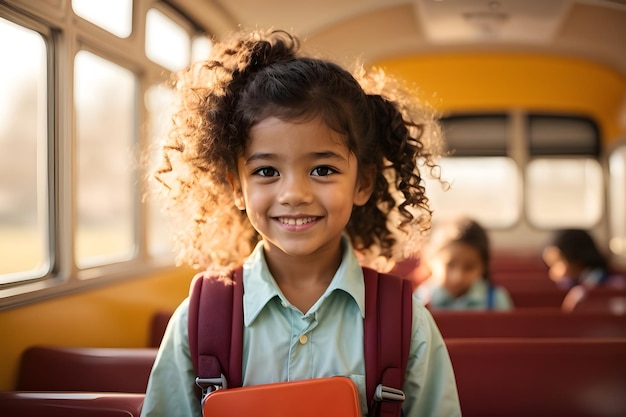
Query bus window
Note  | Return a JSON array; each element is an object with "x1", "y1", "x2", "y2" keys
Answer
[
  {"x1": 425, "y1": 114, "x2": 520, "y2": 228},
  {"x1": 145, "y1": 84, "x2": 176, "y2": 260},
  {"x1": 72, "y1": 0, "x2": 133, "y2": 38},
  {"x1": 440, "y1": 114, "x2": 508, "y2": 156},
  {"x1": 525, "y1": 114, "x2": 603, "y2": 229},
  {"x1": 425, "y1": 157, "x2": 520, "y2": 228},
  {"x1": 0, "y1": 18, "x2": 48, "y2": 283},
  {"x1": 0, "y1": 2, "x2": 201, "y2": 304},
  {"x1": 609, "y1": 144, "x2": 626, "y2": 258},
  {"x1": 74, "y1": 51, "x2": 137, "y2": 269},
  {"x1": 525, "y1": 158, "x2": 603, "y2": 228},
  {"x1": 192, "y1": 35, "x2": 214, "y2": 62},
  {"x1": 145, "y1": 8, "x2": 191, "y2": 72}
]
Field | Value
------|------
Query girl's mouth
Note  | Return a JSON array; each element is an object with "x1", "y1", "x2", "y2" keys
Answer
[{"x1": 276, "y1": 216, "x2": 319, "y2": 226}]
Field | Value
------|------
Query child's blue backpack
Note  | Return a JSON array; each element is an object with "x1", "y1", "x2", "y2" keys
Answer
[{"x1": 188, "y1": 266, "x2": 412, "y2": 417}]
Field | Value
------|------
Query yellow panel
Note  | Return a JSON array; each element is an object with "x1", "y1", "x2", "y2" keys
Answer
[
  {"x1": 0, "y1": 268, "x2": 194, "y2": 390},
  {"x1": 374, "y1": 53, "x2": 626, "y2": 142}
]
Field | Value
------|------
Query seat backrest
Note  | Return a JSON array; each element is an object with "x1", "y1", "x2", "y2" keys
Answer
[
  {"x1": 17, "y1": 346, "x2": 157, "y2": 393},
  {"x1": 0, "y1": 391, "x2": 144, "y2": 417},
  {"x1": 506, "y1": 288, "x2": 566, "y2": 308},
  {"x1": 490, "y1": 252, "x2": 549, "y2": 274},
  {"x1": 446, "y1": 338, "x2": 626, "y2": 417},
  {"x1": 148, "y1": 310, "x2": 174, "y2": 347},
  {"x1": 572, "y1": 288, "x2": 626, "y2": 315},
  {"x1": 433, "y1": 310, "x2": 626, "y2": 338}
]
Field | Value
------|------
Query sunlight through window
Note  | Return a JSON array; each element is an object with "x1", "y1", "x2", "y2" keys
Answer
[
  {"x1": 74, "y1": 51, "x2": 136, "y2": 269},
  {"x1": 72, "y1": 0, "x2": 133, "y2": 38},
  {"x1": 145, "y1": 8, "x2": 190, "y2": 71},
  {"x1": 609, "y1": 146, "x2": 626, "y2": 256},
  {"x1": 526, "y1": 158, "x2": 603, "y2": 228},
  {"x1": 0, "y1": 18, "x2": 48, "y2": 282},
  {"x1": 424, "y1": 157, "x2": 520, "y2": 228}
]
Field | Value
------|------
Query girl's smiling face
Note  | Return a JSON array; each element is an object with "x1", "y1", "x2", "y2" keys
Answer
[
  {"x1": 233, "y1": 116, "x2": 373, "y2": 263},
  {"x1": 430, "y1": 242, "x2": 485, "y2": 298}
]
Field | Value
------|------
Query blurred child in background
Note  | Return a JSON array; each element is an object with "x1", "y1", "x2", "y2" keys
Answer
[
  {"x1": 542, "y1": 229, "x2": 625, "y2": 311},
  {"x1": 416, "y1": 217, "x2": 513, "y2": 310}
]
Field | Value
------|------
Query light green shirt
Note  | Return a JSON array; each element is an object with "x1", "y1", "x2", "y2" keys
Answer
[
  {"x1": 423, "y1": 279, "x2": 514, "y2": 311},
  {"x1": 141, "y1": 240, "x2": 461, "y2": 417}
]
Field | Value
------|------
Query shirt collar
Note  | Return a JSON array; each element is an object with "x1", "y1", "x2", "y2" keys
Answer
[
  {"x1": 431, "y1": 279, "x2": 487, "y2": 306},
  {"x1": 242, "y1": 236, "x2": 365, "y2": 326}
]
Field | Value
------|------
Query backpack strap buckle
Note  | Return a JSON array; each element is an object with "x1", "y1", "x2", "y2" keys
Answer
[
  {"x1": 373, "y1": 384, "x2": 405, "y2": 402},
  {"x1": 196, "y1": 374, "x2": 228, "y2": 398}
]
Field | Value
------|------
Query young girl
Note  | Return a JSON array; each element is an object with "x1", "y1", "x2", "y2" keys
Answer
[
  {"x1": 416, "y1": 217, "x2": 513, "y2": 310},
  {"x1": 142, "y1": 29, "x2": 460, "y2": 417},
  {"x1": 543, "y1": 229, "x2": 625, "y2": 311}
]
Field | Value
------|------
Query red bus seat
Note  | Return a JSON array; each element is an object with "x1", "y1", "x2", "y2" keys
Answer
[
  {"x1": 17, "y1": 346, "x2": 157, "y2": 393},
  {"x1": 0, "y1": 392, "x2": 144, "y2": 417},
  {"x1": 433, "y1": 310, "x2": 626, "y2": 338},
  {"x1": 490, "y1": 252, "x2": 548, "y2": 274},
  {"x1": 446, "y1": 338, "x2": 626, "y2": 417},
  {"x1": 570, "y1": 288, "x2": 626, "y2": 315},
  {"x1": 491, "y1": 272, "x2": 556, "y2": 291},
  {"x1": 506, "y1": 288, "x2": 566, "y2": 308},
  {"x1": 148, "y1": 310, "x2": 173, "y2": 347}
]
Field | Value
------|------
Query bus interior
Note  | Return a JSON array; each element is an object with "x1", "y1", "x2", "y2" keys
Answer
[{"x1": 1, "y1": 0, "x2": 626, "y2": 415}]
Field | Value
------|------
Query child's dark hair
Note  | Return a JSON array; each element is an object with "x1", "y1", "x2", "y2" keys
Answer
[
  {"x1": 152, "y1": 29, "x2": 443, "y2": 274},
  {"x1": 548, "y1": 229, "x2": 607, "y2": 270},
  {"x1": 426, "y1": 217, "x2": 491, "y2": 280}
]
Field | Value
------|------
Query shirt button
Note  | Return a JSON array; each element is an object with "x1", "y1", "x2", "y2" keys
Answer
[
  {"x1": 281, "y1": 300, "x2": 289, "y2": 307},
  {"x1": 299, "y1": 334, "x2": 308, "y2": 344}
]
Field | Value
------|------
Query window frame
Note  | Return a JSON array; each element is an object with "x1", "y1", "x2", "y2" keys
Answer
[
  {"x1": 430, "y1": 110, "x2": 607, "y2": 235},
  {"x1": 0, "y1": 6, "x2": 55, "y2": 289},
  {"x1": 0, "y1": 0, "x2": 200, "y2": 309}
]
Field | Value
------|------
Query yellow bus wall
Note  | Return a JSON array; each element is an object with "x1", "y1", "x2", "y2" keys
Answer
[
  {"x1": 375, "y1": 53, "x2": 626, "y2": 142},
  {"x1": 0, "y1": 268, "x2": 193, "y2": 390}
]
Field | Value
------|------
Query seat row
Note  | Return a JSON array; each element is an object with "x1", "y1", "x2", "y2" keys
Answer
[
  {"x1": 432, "y1": 309, "x2": 626, "y2": 338},
  {"x1": 1, "y1": 346, "x2": 157, "y2": 417},
  {"x1": 4, "y1": 337, "x2": 626, "y2": 417},
  {"x1": 147, "y1": 292, "x2": 626, "y2": 349},
  {"x1": 507, "y1": 287, "x2": 626, "y2": 311},
  {"x1": 0, "y1": 392, "x2": 145, "y2": 417},
  {"x1": 396, "y1": 254, "x2": 626, "y2": 310}
]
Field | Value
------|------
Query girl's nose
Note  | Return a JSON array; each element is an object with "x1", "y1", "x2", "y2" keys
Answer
[
  {"x1": 277, "y1": 174, "x2": 313, "y2": 206},
  {"x1": 445, "y1": 267, "x2": 463, "y2": 285}
]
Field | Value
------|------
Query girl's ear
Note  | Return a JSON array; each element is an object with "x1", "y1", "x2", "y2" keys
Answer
[
  {"x1": 227, "y1": 172, "x2": 246, "y2": 210},
  {"x1": 353, "y1": 166, "x2": 376, "y2": 206}
]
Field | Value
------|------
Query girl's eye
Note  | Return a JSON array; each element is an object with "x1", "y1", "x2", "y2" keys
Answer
[
  {"x1": 311, "y1": 166, "x2": 336, "y2": 177},
  {"x1": 253, "y1": 167, "x2": 279, "y2": 177}
]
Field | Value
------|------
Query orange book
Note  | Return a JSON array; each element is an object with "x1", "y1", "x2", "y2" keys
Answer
[{"x1": 202, "y1": 376, "x2": 362, "y2": 417}]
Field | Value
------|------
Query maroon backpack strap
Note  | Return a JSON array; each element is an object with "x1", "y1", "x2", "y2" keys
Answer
[
  {"x1": 363, "y1": 266, "x2": 413, "y2": 417},
  {"x1": 188, "y1": 267, "x2": 244, "y2": 398}
]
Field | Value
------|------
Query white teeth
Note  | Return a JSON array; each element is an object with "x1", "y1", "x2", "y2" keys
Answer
[{"x1": 278, "y1": 217, "x2": 316, "y2": 225}]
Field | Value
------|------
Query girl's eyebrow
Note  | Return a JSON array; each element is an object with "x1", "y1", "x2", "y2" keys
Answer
[
  {"x1": 244, "y1": 152, "x2": 275, "y2": 165},
  {"x1": 244, "y1": 150, "x2": 348, "y2": 165},
  {"x1": 310, "y1": 150, "x2": 348, "y2": 163}
]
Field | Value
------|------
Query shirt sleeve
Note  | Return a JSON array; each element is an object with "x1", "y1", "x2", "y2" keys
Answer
[
  {"x1": 140, "y1": 298, "x2": 202, "y2": 417},
  {"x1": 402, "y1": 295, "x2": 462, "y2": 417}
]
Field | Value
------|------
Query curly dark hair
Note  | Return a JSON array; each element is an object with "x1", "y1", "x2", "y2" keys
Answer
[{"x1": 152, "y1": 29, "x2": 443, "y2": 274}]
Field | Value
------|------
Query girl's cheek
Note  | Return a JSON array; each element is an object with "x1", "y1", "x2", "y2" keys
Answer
[
  {"x1": 429, "y1": 262, "x2": 448, "y2": 285},
  {"x1": 549, "y1": 261, "x2": 568, "y2": 281}
]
